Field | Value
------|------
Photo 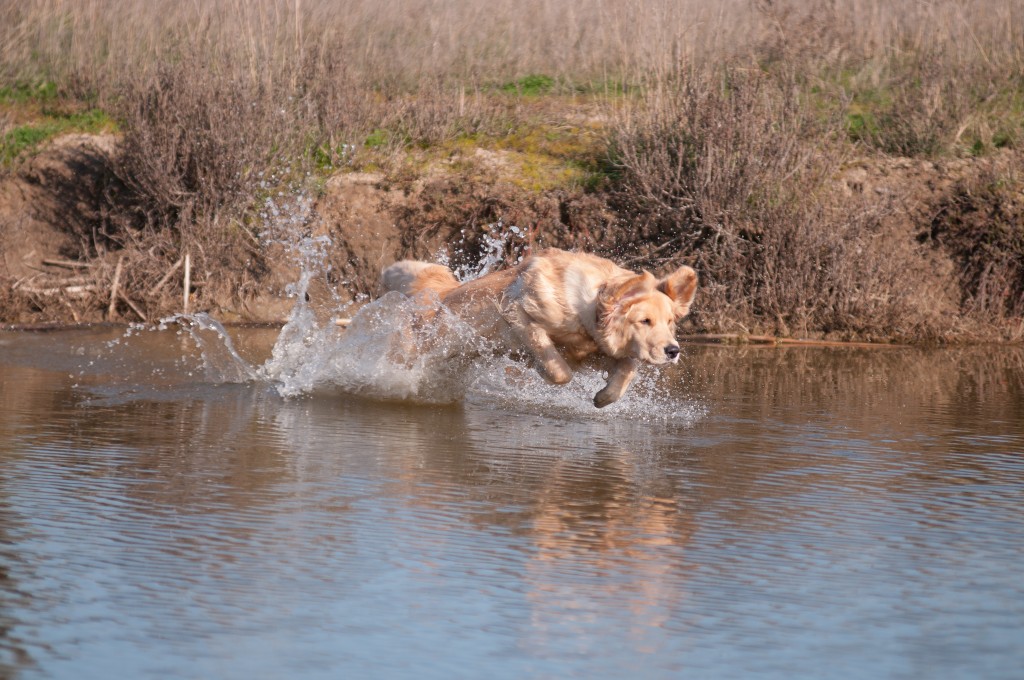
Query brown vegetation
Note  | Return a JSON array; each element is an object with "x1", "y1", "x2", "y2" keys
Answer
[{"x1": 0, "y1": 0, "x2": 1022, "y2": 340}]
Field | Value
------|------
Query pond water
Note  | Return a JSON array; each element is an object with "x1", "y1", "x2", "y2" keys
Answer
[{"x1": 1, "y1": 315, "x2": 1023, "y2": 679}]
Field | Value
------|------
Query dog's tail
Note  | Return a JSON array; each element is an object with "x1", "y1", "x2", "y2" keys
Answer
[{"x1": 381, "y1": 260, "x2": 460, "y2": 300}]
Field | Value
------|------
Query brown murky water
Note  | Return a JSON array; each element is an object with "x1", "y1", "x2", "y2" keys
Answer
[{"x1": 1, "y1": 326, "x2": 1023, "y2": 679}]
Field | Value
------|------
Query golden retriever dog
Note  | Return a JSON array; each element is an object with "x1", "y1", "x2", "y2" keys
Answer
[{"x1": 381, "y1": 248, "x2": 698, "y2": 407}]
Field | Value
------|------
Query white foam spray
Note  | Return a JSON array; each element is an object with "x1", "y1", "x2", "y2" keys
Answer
[{"x1": 438, "y1": 221, "x2": 526, "y2": 282}]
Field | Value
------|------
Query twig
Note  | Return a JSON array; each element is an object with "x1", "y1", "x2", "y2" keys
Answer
[
  {"x1": 183, "y1": 252, "x2": 191, "y2": 315},
  {"x1": 11, "y1": 275, "x2": 40, "y2": 289},
  {"x1": 49, "y1": 275, "x2": 94, "y2": 286},
  {"x1": 118, "y1": 292, "x2": 148, "y2": 322},
  {"x1": 148, "y1": 257, "x2": 184, "y2": 296},
  {"x1": 59, "y1": 297, "x2": 81, "y2": 323},
  {"x1": 15, "y1": 284, "x2": 96, "y2": 297},
  {"x1": 42, "y1": 259, "x2": 93, "y2": 270},
  {"x1": 108, "y1": 256, "x2": 124, "y2": 319}
]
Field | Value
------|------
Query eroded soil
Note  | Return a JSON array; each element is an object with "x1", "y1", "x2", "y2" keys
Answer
[{"x1": 1, "y1": 132, "x2": 1021, "y2": 340}]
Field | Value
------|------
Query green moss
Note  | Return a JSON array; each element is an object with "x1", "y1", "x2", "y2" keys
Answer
[
  {"x1": 495, "y1": 124, "x2": 598, "y2": 160},
  {"x1": 311, "y1": 141, "x2": 358, "y2": 171},
  {"x1": 397, "y1": 118, "x2": 610, "y2": 192}
]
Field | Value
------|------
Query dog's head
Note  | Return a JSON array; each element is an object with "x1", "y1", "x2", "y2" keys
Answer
[{"x1": 597, "y1": 265, "x2": 698, "y2": 364}]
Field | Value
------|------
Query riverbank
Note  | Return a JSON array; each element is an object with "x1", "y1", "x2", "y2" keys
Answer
[
  {"x1": 0, "y1": 125, "x2": 1019, "y2": 342},
  {"x1": 0, "y1": 128, "x2": 1022, "y2": 342}
]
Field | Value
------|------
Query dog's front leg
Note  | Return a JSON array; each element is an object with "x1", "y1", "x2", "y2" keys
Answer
[
  {"x1": 509, "y1": 318, "x2": 573, "y2": 384},
  {"x1": 594, "y1": 358, "x2": 637, "y2": 408},
  {"x1": 526, "y1": 323, "x2": 574, "y2": 384}
]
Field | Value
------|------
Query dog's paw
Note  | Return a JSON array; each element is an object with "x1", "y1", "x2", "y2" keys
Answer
[
  {"x1": 593, "y1": 388, "x2": 617, "y2": 408},
  {"x1": 541, "y1": 363, "x2": 572, "y2": 385}
]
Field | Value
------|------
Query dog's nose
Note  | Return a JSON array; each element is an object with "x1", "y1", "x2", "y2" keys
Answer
[{"x1": 665, "y1": 345, "x2": 680, "y2": 360}]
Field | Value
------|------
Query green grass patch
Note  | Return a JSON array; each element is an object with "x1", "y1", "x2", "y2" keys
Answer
[
  {"x1": 826, "y1": 60, "x2": 1024, "y2": 157},
  {"x1": 958, "y1": 87, "x2": 1024, "y2": 155},
  {"x1": 846, "y1": 110, "x2": 880, "y2": 143},
  {"x1": 842, "y1": 83, "x2": 894, "y2": 147},
  {"x1": 0, "y1": 80, "x2": 59, "y2": 104},
  {"x1": 364, "y1": 128, "x2": 390, "y2": 148},
  {"x1": 501, "y1": 74, "x2": 556, "y2": 97},
  {"x1": 1, "y1": 108, "x2": 114, "y2": 166},
  {"x1": 311, "y1": 141, "x2": 358, "y2": 172},
  {"x1": 572, "y1": 78, "x2": 636, "y2": 97}
]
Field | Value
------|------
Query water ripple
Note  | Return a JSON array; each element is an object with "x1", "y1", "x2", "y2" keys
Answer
[{"x1": 2, "y1": 333, "x2": 1023, "y2": 679}]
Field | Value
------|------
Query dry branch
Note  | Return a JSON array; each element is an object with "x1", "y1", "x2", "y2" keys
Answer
[
  {"x1": 42, "y1": 259, "x2": 94, "y2": 269},
  {"x1": 118, "y1": 292, "x2": 148, "y2": 322},
  {"x1": 108, "y1": 256, "x2": 124, "y2": 318},
  {"x1": 183, "y1": 252, "x2": 191, "y2": 314},
  {"x1": 14, "y1": 284, "x2": 97, "y2": 297}
]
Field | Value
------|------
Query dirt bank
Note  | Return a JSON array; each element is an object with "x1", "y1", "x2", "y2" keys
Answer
[{"x1": 1, "y1": 132, "x2": 1021, "y2": 341}]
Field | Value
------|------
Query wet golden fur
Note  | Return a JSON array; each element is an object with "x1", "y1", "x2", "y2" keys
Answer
[{"x1": 381, "y1": 248, "x2": 698, "y2": 407}]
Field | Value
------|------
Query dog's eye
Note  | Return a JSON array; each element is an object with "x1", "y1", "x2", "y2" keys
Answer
[{"x1": 640, "y1": 318, "x2": 652, "y2": 325}]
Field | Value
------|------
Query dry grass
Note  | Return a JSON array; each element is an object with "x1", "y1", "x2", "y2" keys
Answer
[
  {"x1": 0, "y1": 0, "x2": 1022, "y2": 336},
  {"x1": 4, "y1": 0, "x2": 1016, "y2": 97}
]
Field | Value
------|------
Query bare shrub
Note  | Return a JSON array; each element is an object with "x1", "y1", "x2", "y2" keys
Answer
[
  {"x1": 110, "y1": 57, "x2": 296, "y2": 233},
  {"x1": 608, "y1": 66, "x2": 937, "y2": 339},
  {"x1": 927, "y1": 158, "x2": 1024, "y2": 327},
  {"x1": 102, "y1": 54, "x2": 310, "y2": 310}
]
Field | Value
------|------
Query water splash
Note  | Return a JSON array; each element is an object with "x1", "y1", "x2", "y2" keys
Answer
[
  {"x1": 439, "y1": 221, "x2": 526, "y2": 282},
  {"x1": 253, "y1": 219, "x2": 518, "y2": 403},
  {"x1": 465, "y1": 357, "x2": 704, "y2": 424},
  {"x1": 159, "y1": 313, "x2": 261, "y2": 384},
  {"x1": 258, "y1": 285, "x2": 701, "y2": 422},
  {"x1": 259, "y1": 291, "x2": 466, "y2": 402},
  {"x1": 249, "y1": 222, "x2": 701, "y2": 422},
  {"x1": 105, "y1": 216, "x2": 701, "y2": 423}
]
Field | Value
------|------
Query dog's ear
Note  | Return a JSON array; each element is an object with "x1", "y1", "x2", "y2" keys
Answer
[
  {"x1": 657, "y1": 266, "x2": 698, "y2": 319},
  {"x1": 600, "y1": 272, "x2": 657, "y2": 313}
]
